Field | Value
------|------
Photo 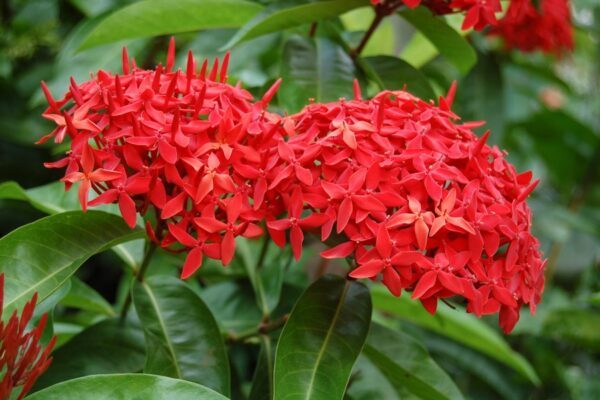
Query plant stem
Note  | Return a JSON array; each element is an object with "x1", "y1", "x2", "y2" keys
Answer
[
  {"x1": 119, "y1": 240, "x2": 158, "y2": 321},
  {"x1": 227, "y1": 314, "x2": 289, "y2": 343},
  {"x1": 351, "y1": 0, "x2": 403, "y2": 59},
  {"x1": 256, "y1": 236, "x2": 270, "y2": 271},
  {"x1": 308, "y1": 22, "x2": 318, "y2": 37}
]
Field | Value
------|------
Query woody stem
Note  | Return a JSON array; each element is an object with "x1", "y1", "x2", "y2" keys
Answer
[{"x1": 351, "y1": 0, "x2": 403, "y2": 59}]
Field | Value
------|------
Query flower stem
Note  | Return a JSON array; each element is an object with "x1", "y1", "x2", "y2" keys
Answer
[
  {"x1": 351, "y1": 0, "x2": 403, "y2": 59},
  {"x1": 226, "y1": 314, "x2": 289, "y2": 343},
  {"x1": 119, "y1": 240, "x2": 158, "y2": 321}
]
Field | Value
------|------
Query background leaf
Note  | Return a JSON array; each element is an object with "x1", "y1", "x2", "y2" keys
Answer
[
  {"x1": 224, "y1": 0, "x2": 368, "y2": 48},
  {"x1": 132, "y1": 275, "x2": 231, "y2": 396},
  {"x1": 279, "y1": 36, "x2": 356, "y2": 113},
  {"x1": 60, "y1": 277, "x2": 115, "y2": 317},
  {"x1": 274, "y1": 275, "x2": 371, "y2": 400},
  {"x1": 80, "y1": 0, "x2": 264, "y2": 49},
  {"x1": 371, "y1": 287, "x2": 540, "y2": 384},
  {"x1": 399, "y1": 7, "x2": 476, "y2": 75},
  {"x1": 33, "y1": 318, "x2": 146, "y2": 391},
  {"x1": 27, "y1": 374, "x2": 229, "y2": 400},
  {"x1": 361, "y1": 55, "x2": 436, "y2": 100},
  {"x1": 0, "y1": 211, "x2": 142, "y2": 318},
  {"x1": 362, "y1": 323, "x2": 463, "y2": 400}
]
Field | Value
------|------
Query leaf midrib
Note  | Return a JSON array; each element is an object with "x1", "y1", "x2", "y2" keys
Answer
[
  {"x1": 304, "y1": 280, "x2": 350, "y2": 399},
  {"x1": 141, "y1": 281, "x2": 183, "y2": 379}
]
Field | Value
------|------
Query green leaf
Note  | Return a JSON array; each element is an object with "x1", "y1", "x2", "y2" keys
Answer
[
  {"x1": 27, "y1": 374, "x2": 229, "y2": 400},
  {"x1": 248, "y1": 335, "x2": 275, "y2": 400},
  {"x1": 0, "y1": 211, "x2": 143, "y2": 318},
  {"x1": 588, "y1": 292, "x2": 600, "y2": 305},
  {"x1": 224, "y1": 0, "x2": 368, "y2": 49},
  {"x1": 132, "y1": 275, "x2": 230, "y2": 396},
  {"x1": 542, "y1": 308, "x2": 600, "y2": 350},
  {"x1": 399, "y1": 7, "x2": 476, "y2": 75},
  {"x1": 33, "y1": 318, "x2": 146, "y2": 391},
  {"x1": 79, "y1": 0, "x2": 264, "y2": 50},
  {"x1": 274, "y1": 275, "x2": 371, "y2": 400},
  {"x1": 200, "y1": 280, "x2": 263, "y2": 333},
  {"x1": 60, "y1": 277, "x2": 115, "y2": 317},
  {"x1": 237, "y1": 237, "x2": 286, "y2": 316},
  {"x1": 0, "y1": 181, "x2": 144, "y2": 270},
  {"x1": 371, "y1": 287, "x2": 540, "y2": 384},
  {"x1": 280, "y1": 36, "x2": 356, "y2": 113},
  {"x1": 362, "y1": 324, "x2": 463, "y2": 400},
  {"x1": 361, "y1": 55, "x2": 436, "y2": 100}
]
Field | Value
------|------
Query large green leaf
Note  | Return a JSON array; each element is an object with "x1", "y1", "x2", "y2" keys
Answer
[
  {"x1": 79, "y1": 0, "x2": 264, "y2": 49},
  {"x1": 371, "y1": 287, "x2": 540, "y2": 384},
  {"x1": 273, "y1": 275, "x2": 371, "y2": 400},
  {"x1": 361, "y1": 55, "x2": 436, "y2": 100},
  {"x1": 27, "y1": 374, "x2": 229, "y2": 400},
  {"x1": 362, "y1": 324, "x2": 463, "y2": 400},
  {"x1": 0, "y1": 211, "x2": 143, "y2": 318},
  {"x1": 60, "y1": 277, "x2": 115, "y2": 317},
  {"x1": 542, "y1": 308, "x2": 600, "y2": 350},
  {"x1": 399, "y1": 7, "x2": 476, "y2": 75},
  {"x1": 33, "y1": 318, "x2": 145, "y2": 391},
  {"x1": 132, "y1": 275, "x2": 230, "y2": 396},
  {"x1": 280, "y1": 36, "x2": 356, "y2": 113},
  {"x1": 0, "y1": 181, "x2": 144, "y2": 270},
  {"x1": 224, "y1": 0, "x2": 368, "y2": 48}
]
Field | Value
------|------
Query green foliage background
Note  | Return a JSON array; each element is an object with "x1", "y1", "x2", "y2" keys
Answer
[{"x1": 0, "y1": 0, "x2": 599, "y2": 399}]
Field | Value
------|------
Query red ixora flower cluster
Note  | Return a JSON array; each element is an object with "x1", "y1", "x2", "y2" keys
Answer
[
  {"x1": 371, "y1": 0, "x2": 573, "y2": 54},
  {"x1": 0, "y1": 274, "x2": 56, "y2": 399},
  {"x1": 39, "y1": 42, "x2": 545, "y2": 333},
  {"x1": 490, "y1": 0, "x2": 573, "y2": 56}
]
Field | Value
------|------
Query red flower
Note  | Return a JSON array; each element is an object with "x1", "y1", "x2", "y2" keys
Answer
[
  {"x1": 489, "y1": 0, "x2": 573, "y2": 55},
  {"x1": 39, "y1": 38, "x2": 283, "y2": 276},
  {"x1": 269, "y1": 83, "x2": 545, "y2": 333},
  {"x1": 0, "y1": 274, "x2": 56, "y2": 400}
]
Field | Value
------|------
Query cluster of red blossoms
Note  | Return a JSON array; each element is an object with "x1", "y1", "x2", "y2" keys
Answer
[
  {"x1": 490, "y1": 0, "x2": 573, "y2": 56},
  {"x1": 39, "y1": 42, "x2": 545, "y2": 333},
  {"x1": 372, "y1": 0, "x2": 573, "y2": 55},
  {"x1": 0, "y1": 274, "x2": 56, "y2": 399}
]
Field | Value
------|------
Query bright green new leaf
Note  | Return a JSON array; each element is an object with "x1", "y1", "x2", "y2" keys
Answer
[
  {"x1": 132, "y1": 275, "x2": 231, "y2": 396},
  {"x1": 0, "y1": 211, "x2": 143, "y2": 318},
  {"x1": 79, "y1": 0, "x2": 264, "y2": 50},
  {"x1": 273, "y1": 275, "x2": 371, "y2": 400},
  {"x1": 400, "y1": 7, "x2": 476, "y2": 75},
  {"x1": 27, "y1": 374, "x2": 229, "y2": 400},
  {"x1": 224, "y1": 0, "x2": 369, "y2": 49}
]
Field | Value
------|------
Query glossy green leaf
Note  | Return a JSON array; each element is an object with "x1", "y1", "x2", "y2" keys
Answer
[
  {"x1": 274, "y1": 275, "x2": 371, "y2": 400},
  {"x1": 60, "y1": 277, "x2": 115, "y2": 316},
  {"x1": 362, "y1": 324, "x2": 463, "y2": 400},
  {"x1": 371, "y1": 287, "x2": 539, "y2": 384},
  {"x1": 280, "y1": 36, "x2": 356, "y2": 113},
  {"x1": 33, "y1": 318, "x2": 146, "y2": 391},
  {"x1": 0, "y1": 181, "x2": 144, "y2": 270},
  {"x1": 79, "y1": 0, "x2": 264, "y2": 50},
  {"x1": 224, "y1": 0, "x2": 368, "y2": 49},
  {"x1": 249, "y1": 335, "x2": 275, "y2": 400},
  {"x1": 132, "y1": 275, "x2": 230, "y2": 395},
  {"x1": 361, "y1": 55, "x2": 436, "y2": 100},
  {"x1": 27, "y1": 374, "x2": 229, "y2": 400},
  {"x1": 0, "y1": 211, "x2": 143, "y2": 318},
  {"x1": 399, "y1": 7, "x2": 476, "y2": 75}
]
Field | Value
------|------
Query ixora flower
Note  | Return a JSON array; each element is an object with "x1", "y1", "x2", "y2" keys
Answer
[
  {"x1": 0, "y1": 274, "x2": 56, "y2": 399},
  {"x1": 489, "y1": 0, "x2": 573, "y2": 55},
  {"x1": 38, "y1": 39, "x2": 283, "y2": 278},
  {"x1": 267, "y1": 83, "x2": 545, "y2": 333}
]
